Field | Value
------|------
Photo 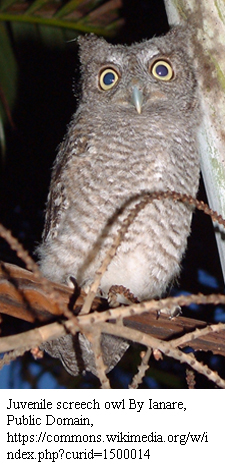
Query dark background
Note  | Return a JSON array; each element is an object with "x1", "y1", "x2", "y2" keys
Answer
[{"x1": 0, "y1": 0, "x2": 224, "y2": 389}]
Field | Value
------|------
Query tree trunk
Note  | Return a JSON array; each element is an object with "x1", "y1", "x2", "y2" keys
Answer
[{"x1": 164, "y1": 0, "x2": 225, "y2": 282}]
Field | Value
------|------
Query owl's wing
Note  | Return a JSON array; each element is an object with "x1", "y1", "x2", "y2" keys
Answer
[
  {"x1": 42, "y1": 114, "x2": 87, "y2": 242},
  {"x1": 42, "y1": 333, "x2": 130, "y2": 377},
  {"x1": 42, "y1": 147, "x2": 67, "y2": 242}
]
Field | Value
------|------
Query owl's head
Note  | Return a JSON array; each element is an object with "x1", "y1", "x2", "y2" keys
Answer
[{"x1": 77, "y1": 26, "x2": 198, "y2": 117}]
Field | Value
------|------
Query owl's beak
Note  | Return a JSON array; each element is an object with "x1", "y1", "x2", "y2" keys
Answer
[{"x1": 131, "y1": 86, "x2": 143, "y2": 114}]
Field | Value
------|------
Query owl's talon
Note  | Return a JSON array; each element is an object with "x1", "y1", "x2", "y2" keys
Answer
[
  {"x1": 108, "y1": 284, "x2": 139, "y2": 307},
  {"x1": 157, "y1": 305, "x2": 182, "y2": 319},
  {"x1": 108, "y1": 293, "x2": 120, "y2": 308},
  {"x1": 67, "y1": 275, "x2": 78, "y2": 292},
  {"x1": 31, "y1": 347, "x2": 44, "y2": 359}
]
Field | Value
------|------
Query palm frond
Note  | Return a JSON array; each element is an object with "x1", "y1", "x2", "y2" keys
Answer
[
  {"x1": 0, "y1": 0, "x2": 124, "y2": 157},
  {"x1": 0, "y1": 0, "x2": 124, "y2": 36}
]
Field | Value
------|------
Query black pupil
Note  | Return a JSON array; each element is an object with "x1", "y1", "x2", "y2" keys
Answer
[
  {"x1": 156, "y1": 64, "x2": 169, "y2": 77},
  {"x1": 103, "y1": 72, "x2": 115, "y2": 86}
]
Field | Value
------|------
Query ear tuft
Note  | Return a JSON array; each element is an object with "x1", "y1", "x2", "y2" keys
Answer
[
  {"x1": 77, "y1": 34, "x2": 108, "y2": 63},
  {"x1": 167, "y1": 24, "x2": 195, "y2": 48}
]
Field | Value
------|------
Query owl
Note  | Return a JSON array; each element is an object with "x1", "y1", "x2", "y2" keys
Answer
[{"x1": 38, "y1": 26, "x2": 200, "y2": 377}]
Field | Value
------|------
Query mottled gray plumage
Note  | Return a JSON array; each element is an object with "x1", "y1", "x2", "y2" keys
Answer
[{"x1": 39, "y1": 26, "x2": 200, "y2": 376}]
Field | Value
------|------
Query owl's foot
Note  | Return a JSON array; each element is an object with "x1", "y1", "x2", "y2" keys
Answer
[
  {"x1": 157, "y1": 305, "x2": 182, "y2": 319},
  {"x1": 67, "y1": 275, "x2": 79, "y2": 291},
  {"x1": 108, "y1": 284, "x2": 139, "y2": 307},
  {"x1": 31, "y1": 347, "x2": 44, "y2": 359}
]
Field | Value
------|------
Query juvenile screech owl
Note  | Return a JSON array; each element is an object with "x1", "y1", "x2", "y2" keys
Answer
[{"x1": 38, "y1": 26, "x2": 200, "y2": 377}]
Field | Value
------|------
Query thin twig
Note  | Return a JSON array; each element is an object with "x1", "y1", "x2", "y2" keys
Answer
[
  {"x1": 186, "y1": 368, "x2": 196, "y2": 389},
  {"x1": 85, "y1": 327, "x2": 111, "y2": 389},
  {"x1": 129, "y1": 347, "x2": 152, "y2": 389},
  {"x1": 1, "y1": 293, "x2": 225, "y2": 355},
  {"x1": 78, "y1": 293, "x2": 225, "y2": 327},
  {"x1": 0, "y1": 347, "x2": 28, "y2": 369},
  {"x1": 169, "y1": 323, "x2": 225, "y2": 349},
  {"x1": 0, "y1": 224, "x2": 41, "y2": 276},
  {"x1": 100, "y1": 322, "x2": 225, "y2": 388}
]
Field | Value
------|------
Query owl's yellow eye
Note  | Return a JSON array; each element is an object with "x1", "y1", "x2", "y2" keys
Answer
[
  {"x1": 99, "y1": 68, "x2": 119, "y2": 90},
  {"x1": 151, "y1": 60, "x2": 174, "y2": 81}
]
